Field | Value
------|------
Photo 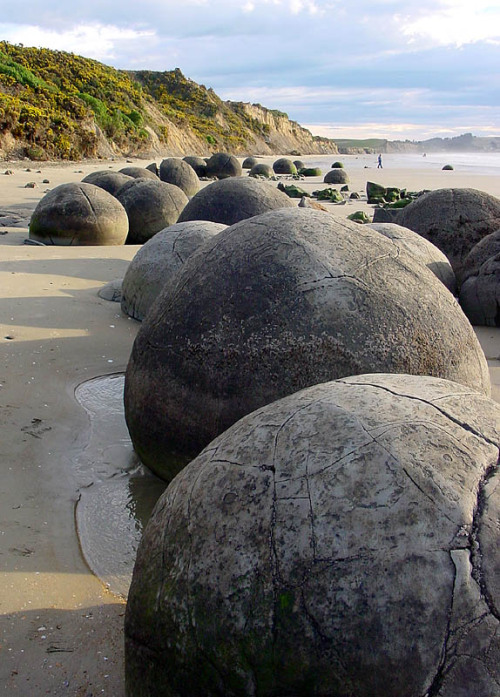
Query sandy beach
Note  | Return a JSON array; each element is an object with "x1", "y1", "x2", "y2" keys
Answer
[{"x1": 1, "y1": 154, "x2": 499, "y2": 695}]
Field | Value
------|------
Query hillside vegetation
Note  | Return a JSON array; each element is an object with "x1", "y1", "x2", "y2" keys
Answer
[{"x1": 0, "y1": 41, "x2": 337, "y2": 160}]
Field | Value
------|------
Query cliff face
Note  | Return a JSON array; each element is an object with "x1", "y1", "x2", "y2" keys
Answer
[{"x1": 0, "y1": 43, "x2": 337, "y2": 160}]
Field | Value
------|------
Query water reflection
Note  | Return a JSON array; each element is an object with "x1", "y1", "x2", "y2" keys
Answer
[{"x1": 74, "y1": 374, "x2": 167, "y2": 598}]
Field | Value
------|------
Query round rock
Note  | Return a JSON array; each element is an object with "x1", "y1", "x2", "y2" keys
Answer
[
  {"x1": 116, "y1": 179, "x2": 188, "y2": 244},
  {"x1": 242, "y1": 156, "x2": 259, "y2": 169},
  {"x1": 459, "y1": 252, "x2": 500, "y2": 326},
  {"x1": 273, "y1": 157, "x2": 297, "y2": 174},
  {"x1": 368, "y1": 222, "x2": 456, "y2": 293},
  {"x1": 81, "y1": 170, "x2": 134, "y2": 196},
  {"x1": 121, "y1": 220, "x2": 226, "y2": 321},
  {"x1": 324, "y1": 168, "x2": 349, "y2": 184},
  {"x1": 397, "y1": 188, "x2": 500, "y2": 277},
  {"x1": 459, "y1": 228, "x2": 500, "y2": 285},
  {"x1": 182, "y1": 156, "x2": 207, "y2": 178},
  {"x1": 159, "y1": 158, "x2": 200, "y2": 197},
  {"x1": 125, "y1": 373, "x2": 500, "y2": 697},
  {"x1": 29, "y1": 182, "x2": 128, "y2": 246},
  {"x1": 177, "y1": 176, "x2": 294, "y2": 226},
  {"x1": 205, "y1": 152, "x2": 242, "y2": 179},
  {"x1": 119, "y1": 166, "x2": 158, "y2": 180},
  {"x1": 248, "y1": 163, "x2": 274, "y2": 179},
  {"x1": 124, "y1": 208, "x2": 490, "y2": 479}
]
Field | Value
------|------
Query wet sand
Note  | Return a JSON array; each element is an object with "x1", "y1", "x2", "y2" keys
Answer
[{"x1": 1, "y1": 155, "x2": 499, "y2": 695}]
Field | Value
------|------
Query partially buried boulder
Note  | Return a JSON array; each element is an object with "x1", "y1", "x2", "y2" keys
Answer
[
  {"x1": 125, "y1": 373, "x2": 500, "y2": 697},
  {"x1": 177, "y1": 176, "x2": 294, "y2": 226},
  {"x1": 159, "y1": 158, "x2": 199, "y2": 197},
  {"x1": 324, "y1": 168, "x2": 349, "y2": 185},
  {"x1": 248, "y1": 163, "x2": 274, "y2": 179},
  {"x1": 29, "y1": 182, "x2": 128, "y2": 245},
  {"x1": 397, "y1": 188, "x2": 500, "y2": 277},
  {"x1": 121, "y1": 220, "x2": 226, "y2": 321},
  {"x1": 116, "y1": 179, "x2": 188, "y2": 244},
  {"x1": 242, "y1": 156, "x2": 259, "y2": 169},
  {"x1": 81, "y1": 170, "x2": 133, "y2": 196},
  {"x1": 182, "y1": 156, "x2": 207, "y2": 178},
  {"x1": 205, "y1": 152, "x2": 241, "y2": 179},
  {"x1": 368, "y1": 222, "x2": 456, "y2": 293},
  {"x1": 273, "y1": 157, "x2": 297, "y2": 174},
  {"x1": 118, "y1": 166, "x2": 158, "y2": 180},
  {"x1": 124, "y1": 207, "x2": 490, "y2": 480},
  {"x1": 459, "y1": 252, "x2": 500, "y2": 326}
]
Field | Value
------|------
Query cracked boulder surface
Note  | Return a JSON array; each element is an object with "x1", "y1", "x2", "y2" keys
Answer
[
  {"x1": 159, "y1": 158, "x2": 200, "y2": 198},
  {"x1": 124, "y1": 373, "x2": 500, "y2": 697},
  {"x1": 28, "y1": 182, "x2": 129, "y2": 245},
  {"x1": 177, "y1": 176, "x2": 294, "y2": 226},
  {"x1": 459, "y1": 252, "x2": 500, "y2": 327},
  {"x1": 81, "y1": 169, "x2": 134, "y2": 196},
  {"x1": 121, "y1": 220, "x2": 226, "y2": 321},
  {"x1": 368, "y1": 222, "x2": 456, "y2": 294},
  {"x1": 115, "y1": 177, "x2": 188, "y2": 244},
  {"x1": 124, "y1": 207, "x2": 490, "y2": 481},
  {"x1": 397, "y1": 188, "x2": 500, "y2": 278}
]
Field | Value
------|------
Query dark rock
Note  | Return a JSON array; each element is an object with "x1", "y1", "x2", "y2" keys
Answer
[
  {"x1": 397, "y1": 188, "x2": 500, "y2": 277},
  {"x1": 126, "y1": 373, "x2": 500, "y2": 697},
  {"x1": 459, "y1": 228, "x2": 500, "y2": 285},
  {"x1": 324, "y1": 169, "x2": 349, "y2": 185},
  {"x1": 248, "y1": 163, "x2": 274, "y2": 179},
  {"x1": 293, "y1": 159, "x2": 305, "y2": 170},
  {"x1": 205, "y1": 152, "x2": 242, "y2": 179},
  {"x1": 98, "y1": 279, "x2": 123, "y2": 302},
  {"x1": 331, "y1": 161, "x2": 344, "y2": 168},
  {"x1": 124, "y1": 207, "x2": 489, "y2": 479},
  {"x1": 242, "y1": 156, "x2": 259, "y2": 169},
  {"x1": 442, "y1": 164, "x2": 454, "y2": 170},
  {"x1": 146, "y1": 162, "x2": 159, "y2": 176},
  {"x1": 29, "y1": 182, "x2": 128, "y2": 246},
  {"x1": 177, "y1": 176, "x2": 293, "y2": 226},
  {"x1": 159, "y1": 158, "x2": 200, "y2": 197},
  {"x1": 116, "y1": 179, "x2": 188, "y2": 244},
  {"x1": 273, "y1": 158, "x2": 297, "y2": 175},
  {"x1": 372, "y1": 207, "x2": 401, "y2": 223},
  {"x1": 366, "y1": 181, "x2": 387, "y2": 203},
  {"x1": 182, "y1": 156, "x2": 208, "y2": 178},
  {"x1": 299, "y1": 167, "x2": 322, "y2": 177},
  {"x1": 459, "y1": 252, "x2": 500, "y2": 326},
  {"x1": 118, "y1": 166, "x2": 158, "y2": 180},
  {"x1": 82, "y1": 170, "x2": 134, "y2": 196}
]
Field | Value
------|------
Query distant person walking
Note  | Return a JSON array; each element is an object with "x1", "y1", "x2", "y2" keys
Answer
[{"x1": 377, "y1": 154, "x2": 383, "y2": 168}]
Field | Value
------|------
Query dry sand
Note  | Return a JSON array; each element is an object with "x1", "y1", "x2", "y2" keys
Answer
[{"x1": 0, "y1": 155, "x2": 499, "y2": 695}]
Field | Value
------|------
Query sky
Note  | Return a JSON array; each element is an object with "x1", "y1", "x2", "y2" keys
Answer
[{"x1": 1, "y1": 0, "x2": 499, "y2": 141}]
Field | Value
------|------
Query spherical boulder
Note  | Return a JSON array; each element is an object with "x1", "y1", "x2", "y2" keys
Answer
[
  {"x1": 459, "y1": 252, "x2": 500, "y2": 326},
  {"x1": 242, "y1": 156, "x2": 259, "y2": 169},
  {"x1": 273, "y1": 157, "x2": 297, "y2": 174},
  {"x1": 331, "y1": 161, "x2": 344, "y2": 168},
  {"x1": 248, "y1": 163, "x2": 274, "y2": 179},
  {"x1": 116, "y1": 179, "x2": 188, "y2": 244},
  {"x1": 368, "y1": 222, "x2": 456, "y2": 293},
  {"x1": 324, "y1": 168, "x2": 349, "y2": 184},
  {"x1": 459, "y1": 228, "x2": 500, "y2": 285},
  {"x1": 125, "y1": 373, "x2": 500, "y2": 697},
  {"x1": 124, "y1": 207, "x2": 490, "y2": 479},
  {"x1": 81, "y1": 170, "x2": 134, "y2": 196},
  {"x1": 121, "y1": 220, "x2": 226, "y2": 321},
  {"x1": 182, "y1": 156, "x2": 207, "y2": 178},
  {"x1": 177, "y1": 176, "x2": 294, "y2": 226},
  {"x1": 159, "y1": 158, "x2": 200, "y2": 197},
  {"x1": 119, "y1": 166, "x2": 158, "y2": 180},
  {"x1": 29, "y1": 182, "x2": 128, "y2": 246},
  {"x1": 205, "y1": 152, "x2": 242, "y2": 179},
  {"x1": 397, "y1": 188, "x2": 500, "y2": 277},
  {"x1": 293, "y1": 159, "x2": 305, "y2": 170}
]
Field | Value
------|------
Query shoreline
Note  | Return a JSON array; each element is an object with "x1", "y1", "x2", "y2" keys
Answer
[{"x1": 1, "y1": 156, "x2": 499, "y2": 695}]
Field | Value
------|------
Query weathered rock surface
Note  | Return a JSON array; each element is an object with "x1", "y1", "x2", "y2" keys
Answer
[
  {"x1": 29, "y1": 182, "x2": 128, "y2": 246},
  {"x1": 248, "y1": 163, "x2": 274, "y2": 179},
  {"x1": 81, "y1": 170, "x2": 134, "y2": 196},
  {"x1": 124, "y1": 208, "x2": 490, "y2": 479},
  {"x1": 159, "y1": 158, "x2": 200, "y2": 197},
  {"x1": 205, "y1": 152, "x2": 242, "y2": 179},
  {"x1": 182, "y1": 156, "x2": 208, "y2": 178},
  {"x1": 324, "y1": 168, "x2": 349, "y2": 184},
  {"x1": 368, "y1": 222, "x2": 456, "y2": 293},
  {"x1": 177, "y1": 176, "x2": 294, "y2": 226},
  {"x1": 459, "y1": 228, "x2": 500, "y2": 285},
  {"x1": 242, "y1": 156, "x2": 259, "y2": 169},
  {"x1": 273, "y1": 157, "x2": 297, "y2": 174},
  {"x1": 398, "y1": 188, "x2": 500, "y2": 277},
  {"x1": 116, "y1": 178, "x2": 188, "y2": 244},
  {"x1": 119, "y1": 166, "x2": 158, "y2": 180},
  {"x1": 121, "y1": 220, "x2": 226, "y2": 321},
  {"x1": 125, "y1": 373, "x2": 500, "y2": 697},
  {"x1": 459, "y1": 252, "x2": 500, "y2": 326}
]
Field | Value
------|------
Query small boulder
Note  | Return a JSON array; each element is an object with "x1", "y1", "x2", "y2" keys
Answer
[
  {"x1": 459, "y1": 252, "x2": 500, "y2": 326},
  {"x1": 205, "y1": 152, "x2": 242, "y2": 179},
  {"x1": 82, "y1": 170, "x2": 134, "y2": 196},
  {"x1": 159, "y1": 158, "x2": 200, "y2": 197},
  {"x1": 242, "y1": 156, "x2": 259, "y2": 169},
  {"x1": 119, "y1": 166, "x2": 158, "y2": 180},
  {"x1": 458, "y1": 228, "x2": 500, "y2": 285},
  {"x1": 273, "y1": 158, "x2": 297, "y2": 175},
  {"x1": 324, "y1": 169, "x2": 349, "y2": 185},
  {"x1": 249, "y1": 163, "x2": 274, "y2": 179},
  {"x1": 182, "y1": 156, "x2": 208, "y2": 178}
]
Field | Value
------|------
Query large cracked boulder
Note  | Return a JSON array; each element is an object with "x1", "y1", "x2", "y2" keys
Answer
[
  {"x1": 205, "y1": 152, "x2": 241, "y2": 179},
  {"x1": 29, "y1": 182, "x2": 128, "y2": 245},
  {"x1": 121, "y1": 220, "x2": 226, "y2": 321},
  {"x1": 177, "y1": 176, "x2": 294, "y2": 226},
  {"x1": 124, "y1": 208, "x2": 490, "y2": 480},
  {"x1": 159, "y1": 158, "x2": 200, "y2": 197},
  {"x1": 125, "y1": 373, "x2": 500, "y2": 697},
  {"x1": 116, "y1": 178, "x2": 188, "y2": 244},
  {"x1": 459, "y1": 252, "x2": 500, "y2": 326},
  {"x1": 397, "y1": 188, "x2": 500, "y2": 277},
  {"x1": 368, "y1": 222, "x2": 456, "y2": 293},
  {"x1": 81, "y1": 170, "x2": 134, "y2": 196}
]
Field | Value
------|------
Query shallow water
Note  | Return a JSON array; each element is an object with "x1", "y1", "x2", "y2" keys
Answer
[{"x1": 74, "y1": 374, "x2": 167, "y2": 598}]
